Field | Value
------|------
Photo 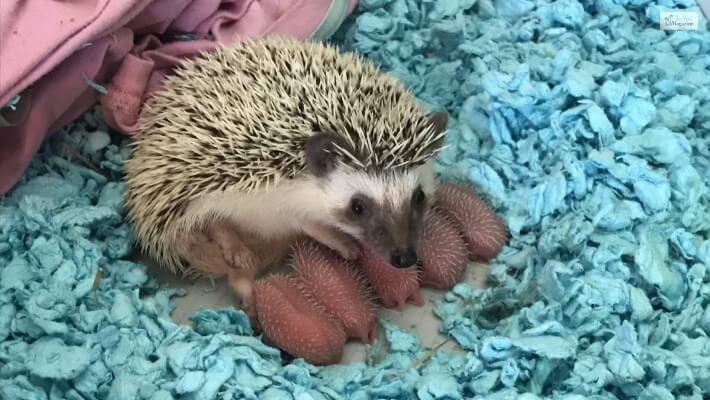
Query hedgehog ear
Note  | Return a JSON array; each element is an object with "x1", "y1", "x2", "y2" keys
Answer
[
  {"x1": 429, "y1": 111, "x2": 448, "y2": 136},
  {"x1": 427, "y1": 110, "x2": 449, "y2": 149},
  {"x1": 305, "y1": 132, "x2": 347, "y2": 177}
]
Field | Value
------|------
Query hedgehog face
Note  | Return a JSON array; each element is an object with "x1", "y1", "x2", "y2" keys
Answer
[
  {"x1": 339, "y1": 165, "x2": 437, "y2": 268},
  {"x1": 309, "y1": 161, "x2": 438, "y2": 269},
  {"x1": 303, "y1": 112, "x2": 448, "y2": 268}
]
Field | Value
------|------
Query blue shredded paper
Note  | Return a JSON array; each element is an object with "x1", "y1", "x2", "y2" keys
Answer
[{"x1": 2, "y1": 0, "x2": 710, "y2": 399}]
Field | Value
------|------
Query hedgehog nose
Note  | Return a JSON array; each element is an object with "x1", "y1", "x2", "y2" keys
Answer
[{"x1": 391, "y1": 248, "x2": 417, "y2": 268}]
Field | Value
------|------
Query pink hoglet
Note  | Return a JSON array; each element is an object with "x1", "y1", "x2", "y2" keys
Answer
[{"x1": 254, "y1": 182, "x2": 508, "y2": 365}]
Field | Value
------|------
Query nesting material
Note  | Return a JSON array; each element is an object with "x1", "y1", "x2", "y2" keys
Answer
[{"x1": 2, "y1": 0, "x2": 710, "y2": 399}]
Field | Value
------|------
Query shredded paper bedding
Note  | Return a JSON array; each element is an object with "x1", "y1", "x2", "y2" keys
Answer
[{"x1": 1, "y1": 0, "x2": 709, "y2": 399}]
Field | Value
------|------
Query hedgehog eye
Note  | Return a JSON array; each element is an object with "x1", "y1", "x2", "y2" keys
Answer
[
  {"x1": 351, "y1": 198, "x2": 366, "y2": 216},
  {"x1": 412, "y1": 188, "x2": 425, "y2": 206}
]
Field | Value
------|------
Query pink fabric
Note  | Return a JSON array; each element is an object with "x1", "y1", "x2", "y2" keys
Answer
[{"x1": 0, "y1": 0, "x2": 358, "y2": 196}]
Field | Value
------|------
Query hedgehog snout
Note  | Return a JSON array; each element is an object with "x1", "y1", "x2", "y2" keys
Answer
[
  {"x1": 390, "y1": 247, "x2": 418, "y2": 269},
  {"x1": 369, "y1": 221, "x2": 425, "y2": 269}
]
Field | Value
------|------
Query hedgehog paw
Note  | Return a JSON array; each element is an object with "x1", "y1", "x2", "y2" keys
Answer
[
  {"x1": 187, "y1": 231, "x2": 235, "y2": 277},
  {"x1": 187, "y1": 222, "x2": 263, "y2": 330},
  {"x1": 227, "y1": 270, "x2": 260, "y2": 331},
  {"x1": 207, "y1": 220, "x2": 259, "y2": 271},
  {"x1": 336, "y1": 237, "x2": 362, "y2": 261}
]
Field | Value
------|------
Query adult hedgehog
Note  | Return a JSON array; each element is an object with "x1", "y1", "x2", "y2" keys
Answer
[{"x1": 123, "y1": 36, "x2": 451, "y2": 322}]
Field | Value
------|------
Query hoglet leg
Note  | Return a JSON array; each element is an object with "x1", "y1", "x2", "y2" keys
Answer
[{"x1": 188, "y1": 220, "x2": 260, "y2": 328}]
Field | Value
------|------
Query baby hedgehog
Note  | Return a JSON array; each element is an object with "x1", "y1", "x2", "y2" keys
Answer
[{"x1": 124, "y1": 36, "x2": 450, "y2": 323}]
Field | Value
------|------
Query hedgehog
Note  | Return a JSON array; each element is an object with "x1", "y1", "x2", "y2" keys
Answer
[{"x1": 123, "y1": 36, "x2": 509, "y2": 363}]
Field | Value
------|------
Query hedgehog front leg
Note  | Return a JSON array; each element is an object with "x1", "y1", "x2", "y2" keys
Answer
[
  {"x1": 210, "y1": 221, "x2": 262, "y2": 324},
  {"x1": 188, "y1": 221, "x2": 261, "y2": 327}
]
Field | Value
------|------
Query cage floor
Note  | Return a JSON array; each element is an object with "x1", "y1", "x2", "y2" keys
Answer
[{"x1": 138, "y1": 253, "x2": 489, "y2": 364}]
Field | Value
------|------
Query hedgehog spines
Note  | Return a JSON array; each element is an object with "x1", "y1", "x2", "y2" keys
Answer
[{"x1": 123, "y1": 35, "x2": 446, "y2": 273}]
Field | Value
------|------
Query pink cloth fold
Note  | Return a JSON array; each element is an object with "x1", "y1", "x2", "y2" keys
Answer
[{"x1": 0, "y1": 0, "x2": 358, "y2": 196}]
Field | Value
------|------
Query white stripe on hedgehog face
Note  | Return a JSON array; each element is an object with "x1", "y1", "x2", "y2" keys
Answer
[
  {"x1": 179, "y1": 153, "x2": 438, "y2": 269},
  {"x1": 319, "y1": 158, "x2": 438, "y2": 268}
]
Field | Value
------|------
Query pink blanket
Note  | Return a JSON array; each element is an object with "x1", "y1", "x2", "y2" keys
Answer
[{"x1": 0, "y1": 0, "x2": 357, "y2": 195}]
